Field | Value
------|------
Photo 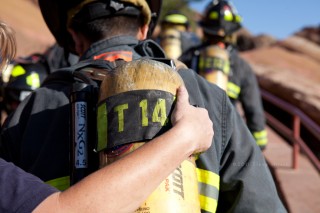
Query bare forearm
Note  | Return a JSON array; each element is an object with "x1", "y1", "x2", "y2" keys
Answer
[{"x1": 35, "y1": 124, "x2": 194, "y2": 213}]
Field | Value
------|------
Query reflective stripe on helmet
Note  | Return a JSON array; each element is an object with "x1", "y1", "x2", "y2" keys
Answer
[
  {"x1": 26, "y1": 72, "x2": 41, "y2": 89},
  {"x1": 164, "y1": 14, "x2": 188, "y2": 25},
  {"x1": 223, "y1": 7, "x2": 242, "y2": 23},
  {"x1": 253, "y1": 129, "x2": 268, "y2": 146},
  {"x1": 235, "y1": 15, "x2": 242, "y2": 23},
  {"x1": 11, "y1": 65, "x2": 26, "y2": 77},
  {"x1": 227, "y1": 82, "x2": 240, "y2": 99},
  {"x1": 45, "y1": 176, "x2": 70, "y2": 191},
  {"x1": 197, "y1": 168, "x2": 219, "y2": 213},
  {"x1": 209, "y1": 11, "x2": 219, "y2": 20},
  {"x1": 223, "y1": 9, "x2": 233, "y2": 21}
]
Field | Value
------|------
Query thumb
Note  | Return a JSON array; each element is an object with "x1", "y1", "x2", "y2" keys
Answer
[
  {"x1": 171, "y1": 85, "x2": 189, "y2": 125},
  {"x1": 176, "y1": 85, "x2": 189, "y2": 106}
]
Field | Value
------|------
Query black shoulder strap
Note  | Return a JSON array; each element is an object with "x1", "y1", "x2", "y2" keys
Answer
[
  {"x1": 177, "y1": 69, "x2": 206, "y2": 108},
  {"x1": 133, "y1": 39, "x2": 166, "y2": 58},
  {"x1": 41, "y1": 57, "x2": 177, "y2": 89},
  {"x1": 57, "y1": 59, "x2": 117, "y2": 72},
  {"x1": 41, "y1": 59, "x2": 119, "y2": 87}
]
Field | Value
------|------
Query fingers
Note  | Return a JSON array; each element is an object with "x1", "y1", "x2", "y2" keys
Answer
[
  {"x1": 195, "y1": 108, "x2": 214, "y2": 153},
  {"x1": 170, "y1": 85, "x2": 213, "y2": 154}
]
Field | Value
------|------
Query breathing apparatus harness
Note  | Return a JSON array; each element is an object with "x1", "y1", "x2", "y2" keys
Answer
[{"x1": 40, "y1": 37, "x2": 170, "y2": 184}]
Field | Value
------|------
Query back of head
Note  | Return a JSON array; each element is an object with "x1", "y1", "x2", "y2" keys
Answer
[
  {"x1": 38, "y1": 0, "x2": 162, "y2": 54},
  {"x1": 199, "y1": 0, "x2": 242, "y2": 38}
]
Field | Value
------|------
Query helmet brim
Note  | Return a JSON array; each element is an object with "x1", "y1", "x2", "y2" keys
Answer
[
  {"x1": 39, "y1": 0, "x2": 162, "y2": 53},
  {"x1": 39, "y1": 0, "x2": 76, "y2": 53},
  {"x1": 146, "y1": 0, "x2": 162, "y2": 37},
  {"x1": 199, "y1": 21, "x2": 225, "y2": 37}
]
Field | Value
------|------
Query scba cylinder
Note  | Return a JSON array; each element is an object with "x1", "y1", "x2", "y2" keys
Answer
[
  {"x1": 97, "y1": 58, "x2": 200, "y2": 213},
  {"x1": 198, "y1": 44, "x2": 230, "y2": 91},
  {"x1": 160, "y1": 28, "x2": 183, "y2": 60}
]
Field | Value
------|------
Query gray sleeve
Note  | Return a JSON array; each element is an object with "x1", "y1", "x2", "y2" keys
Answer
[
  {"x1": 0, "y1": 158, "x2": 58, "y2": 213},
  {"x1": 177, "y1": 68, "x2": 286, "y2": 212},
  {"x1": 218, "y1": 104, "x2": 286, "y2": 212}
]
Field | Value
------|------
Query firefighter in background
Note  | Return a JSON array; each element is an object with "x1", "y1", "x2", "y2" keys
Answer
[
  {"x1": 197, "y1": 43, "x2": 230, "y2": 91},
  {"x1": 0, "y1": 54, "x2": 51, "y2": 124},
  {"x1": 180, "y1": 0, "x2": 268, "y2": 150},
  {"x1": 157, "y1": 10, "x2": 201, "y2": 60},
  {"x1": 2, "y1": 54, "x2": 49, "y2": 115},
  {"x1": 0, "y1": 44, "x2": 78, "y2": 119}
]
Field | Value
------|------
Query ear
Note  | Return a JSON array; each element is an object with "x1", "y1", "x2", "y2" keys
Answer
[
  {"x1": 68, "y1": 28, "x2": 85, "y2": 56},
  {"x1": 137, "y1": 24, "x2": 149, "y2": 40}
]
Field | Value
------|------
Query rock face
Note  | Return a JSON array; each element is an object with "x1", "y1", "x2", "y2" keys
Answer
[
  {"x1": 294, "y1": 26, "x2": 320, "y2": 46},
  {"x1": 0, "y1": 0, "x2": 54, "y2": 57},
  {"x1": 236, "y1": 28, "x2": 277, "y2": 51},
  {"x1": 240, "y1": 32, "x2": 320, "y2": 126},
  {"x1": 232, "y1": 25, "x2": 320, "y2": 127}
]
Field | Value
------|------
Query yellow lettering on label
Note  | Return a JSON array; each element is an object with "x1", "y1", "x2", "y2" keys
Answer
[
  {"x1": 152, "y1": 99, "x2": 167, "y2": 126},
  {"x1": 139, "y1": 99, "x2": 148, "y2": 127},
  {"x1": 114, "y1": 104, "x2": 128, "y2": 132}
]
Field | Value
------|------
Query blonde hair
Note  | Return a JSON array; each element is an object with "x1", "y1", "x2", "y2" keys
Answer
[{"x1": 0, "y1": 21, "x2": 16, "y2": 71}]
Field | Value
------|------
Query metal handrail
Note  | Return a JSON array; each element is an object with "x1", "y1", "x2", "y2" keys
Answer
[{"x1": 260, "y1": 89, "x2": 320, "y2": 172}]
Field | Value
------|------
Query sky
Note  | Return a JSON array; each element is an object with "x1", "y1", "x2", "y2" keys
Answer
[{"x1": 189, "y1": 0, "x2": 320, "y2": 40}]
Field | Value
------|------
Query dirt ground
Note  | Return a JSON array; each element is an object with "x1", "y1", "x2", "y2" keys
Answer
[{"x1": 0, "y1": 0, "x2": 54, "y2": 56}]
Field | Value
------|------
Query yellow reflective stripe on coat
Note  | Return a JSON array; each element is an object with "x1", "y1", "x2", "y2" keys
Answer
[
  {"x1": 253, "y1": 130, "x2": 268, "y2": 146},
  {"x1": 197, "y1": 168, "x2": 220, "y2": 213},
  {"x1": 227, "y1": 82, "x2": 241, "y2": 99},
  {"x1": 45, "y1": 176, "x2": 70, "y2": 191}
]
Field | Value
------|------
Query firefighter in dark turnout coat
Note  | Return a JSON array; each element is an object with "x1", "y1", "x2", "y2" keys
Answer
[
  {"x1": 180, "y1": 0, "x2": 268, "y2": 150},
  {"x1": 0, "y1": 0, "x2": 285, "y2": 212},
  {"x1": 157, "y1": 10, "x2": 201, "y2": 60}
]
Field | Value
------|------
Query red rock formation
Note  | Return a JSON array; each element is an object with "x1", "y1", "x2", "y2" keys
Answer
[
  {"x1": 295, "y1": 26, "x2": 320, "y2": 46},
  {"x1": 241, "y1": 39, "x2": 320, "y2": 125},
  {"x1": 0, "y1": 0, "x2": 54, "y2": 57}
]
